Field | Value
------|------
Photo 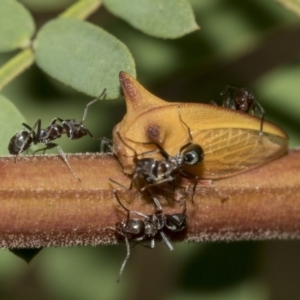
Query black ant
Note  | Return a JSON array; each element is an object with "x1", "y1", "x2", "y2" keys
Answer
[
  {"x1": 114, "y1": 190, "x2": 187, "y2": 282},
  {"x1": 8, "y1": 89, "x2": 107, "y2": 179},
  {"x1": 220, "y1": 85, "x2": 265, "y2": 133},
  {"x1": 111, "y1": 106, "x2": 204, "y2": 202}
]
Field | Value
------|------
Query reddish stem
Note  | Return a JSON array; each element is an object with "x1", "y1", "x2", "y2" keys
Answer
[{"x1": 0, "y1": 150, "x2": 299, "y2": 248}]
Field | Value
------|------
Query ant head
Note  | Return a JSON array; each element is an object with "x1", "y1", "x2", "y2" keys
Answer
[
  {"x1": 234, "y1": 88, "x2": 255, "y2": 112},
  {"x1": 8, "y1": 131, "x2": 32, "y2": 155},
  {"x1": 165, "y1": 213, "x2": 187, "y2": 232},
  {"x1": 182, "y1": 144, "x2": 204, "y2": 166}
]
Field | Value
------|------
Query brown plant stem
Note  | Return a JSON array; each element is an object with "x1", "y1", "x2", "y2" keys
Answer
[{"x1": 0, "y1": 150, "x2": 299, "y2": 248}]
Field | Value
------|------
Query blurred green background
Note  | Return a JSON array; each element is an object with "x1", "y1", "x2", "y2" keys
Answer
[{"x1": 1, "y1": 0, "x2": 300, "y2": 299}]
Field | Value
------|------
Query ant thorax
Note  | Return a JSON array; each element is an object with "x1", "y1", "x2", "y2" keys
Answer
[{"x1": 39, "y1": 125, "x2": 63, "y2": 142}]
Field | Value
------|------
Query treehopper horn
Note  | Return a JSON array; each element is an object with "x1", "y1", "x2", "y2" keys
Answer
[{"x1": 113, "y1": 72, "x2": 288, "y2": 179}]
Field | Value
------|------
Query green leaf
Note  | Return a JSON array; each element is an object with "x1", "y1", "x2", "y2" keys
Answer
[
  {"x1": 104, "y1": 0, "x2": 199, "y2": 38},
  {"x1": 59, "y1": 0, "x2": 102, "y2": 20},
  {"x1": 0, "y1": 0, "x2": 35, "y2": 52},
  {"x1": 0, "y1": 94, "x2": 27, "y2": 155},
  {"x1": 275, "y1": 0, "x2": 300, "y2": 17},
  {"x1": 34, "y1": 18, "x2": 136, "y2": 98},
  {"x1": 19, "y1": 0, "x2": 74, "y2": 11}
]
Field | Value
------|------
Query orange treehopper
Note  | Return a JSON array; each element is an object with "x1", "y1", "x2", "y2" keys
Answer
[{"x1": 113, "y1": 72, "x2": 288, "y2": 179}]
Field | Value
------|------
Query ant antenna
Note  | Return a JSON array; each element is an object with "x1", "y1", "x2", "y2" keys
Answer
[
  {"x1": 81, "y1": 89, "x2": 107, "y2": 125},
  {"x1": 177, "y1": 105, "x2": 193, "y2": 143},
  {"x1": 117, "y1": 235, "x2": 130, "y2": 283},
  {"x1": 100, "y1": 137, "x2": 113, "y2": 153}
]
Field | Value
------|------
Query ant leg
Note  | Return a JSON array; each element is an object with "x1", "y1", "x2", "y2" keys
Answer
[
  {"x1": 259, "y1": 114, "x2": 265, "y2": 136},
  {"x1": 137, "y1": 147, "x2": 166, "y2": 158},
  {"x1": 55, "y1": 145, "x2": 80, "y2": 181},
  {"x1": 113, "y1": 193, "x2": 134, "y2": 282},
  {"x1": 124, "y1": 106, "x2": 194, "y2": 158},
  {"x1": 220, "y1": 85, "x2": 237, "y2": 96},
  {"x1": 150, "y1": 237, "x2": 155, "y2": 249},
  {"x1": 114, "y1": 190, "x2": 131, "y2": 213},
  {"x1": 254, "y1": 102, "x2": 265, "y2": 135},
  {"x1": 114, "y1": 191, "x2": 153, "y2": 221},
  {"x1": 82, "y1": 128, "x2": 96, "y2": 139},
  {"x1": 117, "y1": 236, "x2": 130, "y2": 283},
  {"x1": 160, "y1": 231, "x2": 174, "y2": 251},
  {"x1": 109, "y1": 178, "x2": 130, "y2": 190},
  {"x1": 81, "y1": 89, "x2": 106, "y2": 124},
  {"x1": 82, "y1": 130, "x2": 112, "y2": 152},
  {"x1": 151, "y1": 194, "x2": 163, "y2": 211},
  {"x1": 56, "y1": 118, "x2": 64, "y2": 123},
  {"x1": 109, "y1": 170, "x2": 138, "y2": 190},
  {"x1": 177, "y1": 104, "x2": 193, "y2": 143},
  {"x1": 18, "y1": 120, "x2": 41, "y2": 155},
  {"x1": 146, "y1": 188, "x2": 167, "y2": 212},
  {"x1": 100, "y1": 138, "x2": 113, "y2": 153},
  {"x1": 119, "y1": 131, "x2": 170, "y2": 160},
  {"x1": 220, "y1": 85, "x2": 231, "y2": 96},
  {"x1": 116, "y1": 192, "x2": 133, "y2": 235},
  {"x1": 190, "y1": 176, "x2": 198, "y2": 203},
  {"x1": 132, "y1": 241, "x2": 154, "y2": 249},
  {"x1": 34, "y1": 142, "x2": 57, "y2": 155},
  {"x1": 49, "y1": 118, "x2": 59, "y2": 125},
  {"x1": 219, "y1": 86, "x2": 237, "y2": 109},
  {"x1": 222, "y1": 94, "x2": 234, "y2": 109},
  {"x1": 179, "y1": 170, "x2": 198, "y2": 203},
  {"x1": 116, "y1": 131, "x2": 145, "y2": 159},
  {"x1": 140, "y1": 176, "x2": 174, "y2": 191}
]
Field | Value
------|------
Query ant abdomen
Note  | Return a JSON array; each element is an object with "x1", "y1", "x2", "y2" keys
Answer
[{"x1": 8, "y1": 131, "x2": 32, "y2": 155}]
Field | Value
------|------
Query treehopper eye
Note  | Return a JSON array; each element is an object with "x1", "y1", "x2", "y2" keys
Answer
[{"x1": 113, "y1": 72, "x2": 288, "y2": 179}]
